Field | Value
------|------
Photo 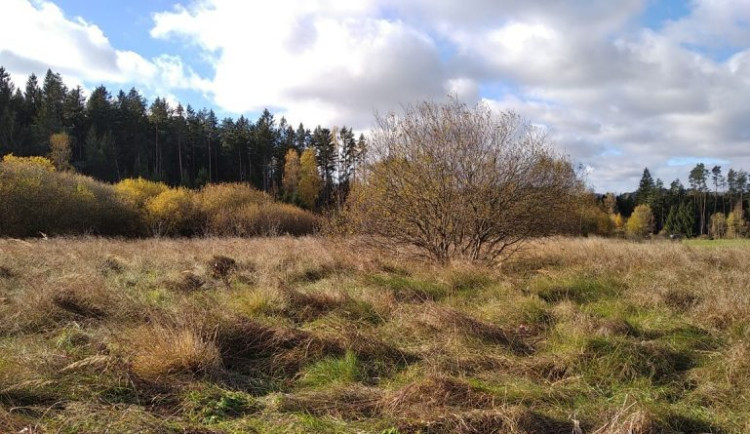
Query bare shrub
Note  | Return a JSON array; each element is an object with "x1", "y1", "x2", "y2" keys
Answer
[{"x1": 344, "y1": 99, "x2": 581, "y2": 263}]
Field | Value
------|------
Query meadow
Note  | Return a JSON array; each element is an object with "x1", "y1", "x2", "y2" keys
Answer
[{"x1": 1, "y1": 236, "x2": 749, "y2": 433}]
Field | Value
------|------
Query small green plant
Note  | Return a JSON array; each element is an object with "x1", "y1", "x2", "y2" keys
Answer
[
  {"x1": 299, "y1": 350, "x2": 364, "y2": 387},
  {"x1": 184, "y1": 387, "x2": 256, "y2": 424}
]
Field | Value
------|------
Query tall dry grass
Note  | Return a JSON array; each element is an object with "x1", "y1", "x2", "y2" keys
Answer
[{"x1": 1, "y1": 236, "x2": 749, "y2": 432}]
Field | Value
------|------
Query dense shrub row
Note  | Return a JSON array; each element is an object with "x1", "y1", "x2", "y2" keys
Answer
[{"x1": 0, "y1": 156, "x2": 321, "y2": 237}]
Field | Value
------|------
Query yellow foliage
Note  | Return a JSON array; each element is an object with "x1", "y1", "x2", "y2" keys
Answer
[
  {"x1": 114, "y1": 177, "x2": 169, "y2": 209},
  {"x1": 298, "y1": 148, "x2": 321, "y2": 209},
  {"x1": 726, "y1": 206, "x2": 747, "y2": 239},
  {"x1": 0, "y1": 158, "x2": 139, "y2": 236},
  {"x1": 145, "y1": 188, "x2": 197, "y2": 236},
  {"x1": 709, "y1": 212, "x2": 728, "y2": 239},
  {"x1": 626, "y1": 204, "x2": 654, "y2": 239},
  {"x1": 2, "y1": 154, "x2": 55, "y2": 171},
  {"x1": 193, "y1": 182, "x2": 318, "y2": 236},
  {"x1": 195, "y1": 183, "x2": 270, "y2": 215},
  {"x1": 49, "y1": 132, "x2": 73, "y2": 171},
  {"x1": 282, "y1": 148, "x2": 301, "y2": 199}
]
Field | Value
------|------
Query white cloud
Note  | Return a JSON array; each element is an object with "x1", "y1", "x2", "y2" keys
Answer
[
  {"x1": 0, "y1": 0, "x2": 205, "y2": 102},
  {"x1": 5, "y1": 0, "x2": 750, "y2": 191},
  {"x1": 151, "y1": 0, "x2": 445, "y2": 129}
]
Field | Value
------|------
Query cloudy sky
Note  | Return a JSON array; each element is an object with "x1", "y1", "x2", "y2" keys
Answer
[{"x1": 2, "y1": 0, "x2": 750, "y2": 192}]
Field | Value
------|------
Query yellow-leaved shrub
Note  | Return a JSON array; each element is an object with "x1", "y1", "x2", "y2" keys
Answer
[
  {"x1": 114, "y1": 177, "x2": 169, "y2": 209},
  {"x1": 195, "y1": 183, "x2": 319, "y2": 236},
  {"x1": 145, "y1": 188, "x2": 198, "y2": 236},
  {"x1": 0, "y1": 159, "x2": 140, "y2": 237},
  {"x1": 0, "y1": 161, "x2": 319, "y2": 237},
  {"x1": 2, "y1": 154, "x2": 55, "y2": 171}
]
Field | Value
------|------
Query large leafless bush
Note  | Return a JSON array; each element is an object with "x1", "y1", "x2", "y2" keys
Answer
[{"x1": 345, "y1": 100, "x2": 582, "y2": 263}]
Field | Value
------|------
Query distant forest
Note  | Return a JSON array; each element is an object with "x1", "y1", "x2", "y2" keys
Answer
[
  {"x1": 0, "y1": 67, "x2": 366, "y2": 208},
  {"x1": 0, "y1": 66, "x2": 747, "y2": 239},
  {"x1": 605, "y1": 165, "x2": 748, "y2": 238}
]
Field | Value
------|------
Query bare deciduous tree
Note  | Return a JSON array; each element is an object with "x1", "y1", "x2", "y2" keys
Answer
[{"x1": 345, "y1": 99, "x2": 582, "y2": 263}]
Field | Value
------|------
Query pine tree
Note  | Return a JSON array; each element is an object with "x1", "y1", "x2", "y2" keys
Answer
[
  {"x1": 711, "y1": 165, "x2": 724, "y2": 213},
  {"x1": 0, "y1": 67, "x2": 17, "y2": 155},
  {"x1": 689, "y1": 163, "x2": 709, "y2": 235},
  {"x1": 635, "y1": 168, "x2": 654, "y2": 205},
  {"x1": 677, "y1": 202, "x2": 696, "y2": 237},
  {"x1": 311, "y1": 126, "x2": 335, "y2": 206},
  {"x1": 35, "y1": 69, "x2": 67, "y2": 148}
]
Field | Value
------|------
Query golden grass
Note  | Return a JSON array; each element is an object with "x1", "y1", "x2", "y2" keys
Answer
[
  {"x1": 127, "y1": 325, "x2": 222, "y2": 382},
  {"x1": 1, "y1": 236, "x2": 750, "y2": 432}
]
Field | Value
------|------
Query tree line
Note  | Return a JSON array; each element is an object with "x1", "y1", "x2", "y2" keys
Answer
[
  {"x1": 0, "y1": 67, "x2": 366, "y2": 209},
  {"x1": 600, "y1": 164, "x2": 749, "y2": 238}
]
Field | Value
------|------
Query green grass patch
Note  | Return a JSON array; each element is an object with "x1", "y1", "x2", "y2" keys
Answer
[
  {"x1": 183, "y1": 385, "x2": 258, "y2": 424},
  {"x1": 366, "y1": 273, "x2": 448, "y2": 301},
  {"x1": 299, "y1": 350, "x2": 365, "y2": 388},
  {"x1": 575, "y1": 336, "x2": 694, "y2": 386},
  {"x1": 533, "y1": 275, "x2": 624, "y2": 304}
]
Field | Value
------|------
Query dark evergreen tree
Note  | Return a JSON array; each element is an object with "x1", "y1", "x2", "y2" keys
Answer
[
  {"x1": 311, "y1": 126, "x2": 335, "y2": 205},
  {"x1": 689, "y1": 163, "x2": 709, "y2": 235},
  {"x1": 34, "y1": 69, "x2": 67, "y2": 149},
  {"x1": 635, "y1": 168, "x2": 655, "y2": 205},
  {"x1": 63, "y1": 86, "x2": 87, "y2": 167},
  {"x1": 0, "y1": 68, "x2": 18, "y2": 155}
]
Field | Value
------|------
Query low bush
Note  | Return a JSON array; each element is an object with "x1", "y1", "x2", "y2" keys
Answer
[
  {"x1": 196, "y1": 183, "x2": 320, "y2": 236},
  {"x1": 0, "y1": 160, "x2": 319, "y2": 238},
  {"x1": 0, "y1": 157, "x2": 140, "y2": 237},
  {"x1": 145, "y1": 187, "x2": 199, "y2": 236}
]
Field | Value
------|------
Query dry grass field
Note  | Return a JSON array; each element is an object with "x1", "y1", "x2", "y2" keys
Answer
[{"x1": 1, "y1": 236, "x2": 749, "y2": 433}]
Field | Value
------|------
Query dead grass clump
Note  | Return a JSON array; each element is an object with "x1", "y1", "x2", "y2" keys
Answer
[
  {"x1": 0, "y1": 379, "x2": 61, "y2": 406},
  {"x1": 214, "y1": 317, "x2": 342, "y2": 377},
  {"x1": 277, "y1": 384, "x2": 383, "y2": 420},
  {"x1": 662, "y1": 288, "x2": 699, "y2": 311},
  {"x1": 592, "y1": 400, "x2": 656, "y2": 434},
  {"x1": 594, "y1": 318, "x2": 639, "y2": 338},
  {"x1": 43, "y1": 401, "x2": 170, "y2": 433},
  {"x1": 577, "y1": 337, "x2": 693, "y2": 385},
  {"x1": 8, "y1": 277, "x2": 125, "y2": 332},
  {"x1": 396, "y1": 408, "x2": 574, "y2": 434},
  {"x1": 0, "y1": 265, "x2": 14, "y2": 278},
  {"x1": 209, "y1": 255, "x2": 237, "y2": 279},
  {"x1": 0, "y1": 407, "x2": 29, "y2": 433},
  {"x1": 381, "y1": 376, "x2": 496, "y2": 417},
  {"x1": 275, "y1": 281, "x2": 348, "y2": 322},
  {"x1": 416, "y1": 304, "x2": 533, "y2": 354},
  {"x1": 128, "y1": 326, "x2": 222, "y2": 382},
  {"x1": 52, "y1": 288, "x2": 107, "y2": 320},
  {"x1": 165, "y1": 272, "x2": 207, "y2": 292},
  {"x1": 99, "y1": 257, "x2": 125, "y2": 274}
]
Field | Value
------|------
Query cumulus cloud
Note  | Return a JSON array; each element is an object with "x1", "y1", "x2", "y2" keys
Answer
[
  {"x1": 151, "y1": 0, "x2": 446, "y2": 128},
  {"x1": 5, "y1": 0, "x2": 750, "y2": 191},
  {"x1": 0, "y1": 0, "x2": 207, "y2": 100}
]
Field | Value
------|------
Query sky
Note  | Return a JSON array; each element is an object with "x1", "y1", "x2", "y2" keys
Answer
[{"x1": 2, "y1": 0, "x2": 750, "y2": 192}]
